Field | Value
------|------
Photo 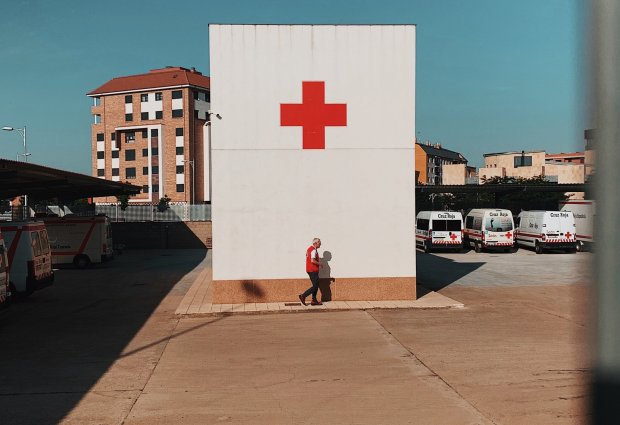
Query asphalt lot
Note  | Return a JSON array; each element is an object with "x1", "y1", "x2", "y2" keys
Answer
[{"x1": 0, "y1": 248, "x2": 590, "y2": 424}]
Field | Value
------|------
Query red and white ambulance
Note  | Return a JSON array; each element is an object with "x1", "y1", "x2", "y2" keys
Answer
[
  {"x1": 0, "y1": 221, "x2": 54, "y2": 296},
  {"x1": 515, "y1": 210, "x2": 577, "y2": 254},
  {"x1": 415, "y1": 211, "x2": 464, "y2": 253},
  {"x1": 0, "y1": 230, "x2": 11, "y2": 305},
  {"x1": 559, "y1": 200, "x2": 595, "y2": 251},
  {"x1": 464, "y1": 209, "x2": 516, "y2": 253},
  {"x1": 42, "y1": 215, "x2": 114, "y2": 268}
]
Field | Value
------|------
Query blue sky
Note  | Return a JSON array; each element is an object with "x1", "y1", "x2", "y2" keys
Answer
[{"x1": 0, "y1": 0, "x2": 583, "y2": 173}]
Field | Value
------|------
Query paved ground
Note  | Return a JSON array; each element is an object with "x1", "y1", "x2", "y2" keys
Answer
[{"x1": 0, "y1": 248, "x2": 590, "y2": 424}]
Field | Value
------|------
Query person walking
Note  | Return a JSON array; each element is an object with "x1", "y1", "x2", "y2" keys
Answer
[{"x1": 299, "y1": 238, "x2": 322, "y2": 306}]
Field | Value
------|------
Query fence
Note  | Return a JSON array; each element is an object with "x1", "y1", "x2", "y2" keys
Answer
[{"x1": 0, "y1": 204, "x2": 211, "y2": 222}]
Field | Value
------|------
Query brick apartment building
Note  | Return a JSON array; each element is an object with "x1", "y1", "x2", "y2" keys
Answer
[
  {"x1": 414, "y1": 141, "x2": 472, "y2": 185},
  {"x1": 87, "y1": 67, "x2": 211, "y2": 203}
]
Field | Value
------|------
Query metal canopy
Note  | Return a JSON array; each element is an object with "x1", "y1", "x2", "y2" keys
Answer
[
  {"x1": 416, "y1": 183, "x2": 591, "y2": 194},
  {"x1": 0, "y1": 159, "x2": 141, "y2": 200}
]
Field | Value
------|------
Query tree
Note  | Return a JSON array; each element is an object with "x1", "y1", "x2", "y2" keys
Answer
[
  {"x1": 156, "y1": 195, "x2": 171, "y2": 213},
  {"x1": 116, "y1": 193, "x2": 130, "y2": 211},
  {"x1": 482, "y1": 175, "x2": 569, "y2": 214}
]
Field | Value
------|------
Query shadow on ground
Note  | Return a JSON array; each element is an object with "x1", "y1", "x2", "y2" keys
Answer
[
  {"x1": 416, "y1": 251, "x2": 485, "y2": 291},
  {"x1": 0, "y1": 248, "x2": 206, "y2": 425}
]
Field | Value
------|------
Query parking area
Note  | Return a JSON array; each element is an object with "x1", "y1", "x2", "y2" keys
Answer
[{"x1": 0, "y1": 248, "x2": 590, "y2": 424}]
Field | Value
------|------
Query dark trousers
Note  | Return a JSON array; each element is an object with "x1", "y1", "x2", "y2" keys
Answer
[{"x1": 302, "y1": 271, "x2": 320, "y2": 301}]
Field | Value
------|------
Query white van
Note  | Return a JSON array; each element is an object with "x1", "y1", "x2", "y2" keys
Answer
[
  {"x1": 0, "y1": 230, "x2": 10, "y2": 305},
  {"x1": 415, "y1": 211, "x2": 464, "y2": 252},
  {"x1": 43, "y1": 215, "x2": 114, "y2": 268},
  {"x1": 516, "y1": 211, "x2": 577, "y2": 254},
  {"x1": 559, "y1": 200, "x2": 595, "y2": 251},
  {"x1": 0, "y1": 221, "x2": 54, "y2": 296},
  {"x1": 464, "y1": 209, "x2": 516, "y2": 252}
]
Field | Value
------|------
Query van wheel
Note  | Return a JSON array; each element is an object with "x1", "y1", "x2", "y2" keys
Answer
[
  {"x1": 474, "y1": 242, "x2": 481, "y2": 253},
  {"x1": 575, "y1": 242, "x2": 583, "y2": 252},
  {"x1": 74, "y1": 255, "x2": 91, "y2": 269},
  {"x1": 423, "y1": 241, "x2": 431, "y2": 254},
  {"x1": 535, "y1": 241, "x2": 543, "y2": 254},
  {"x1": 510, "y1": 245, "x2": 519, "y2": 253}
]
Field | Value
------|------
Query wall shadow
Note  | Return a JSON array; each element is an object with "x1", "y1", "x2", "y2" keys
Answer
[
  {"x1": 0, "y1": 248, "x2": 207, "y2": 425},
  {"x1": 416, "y1": 252, "x2": 486, "y2": 291},
  {"x1": 319, "y1": 251, "x2": 334, "y2": 302},
  {"x1": 112, "y1": 221, "x2": 211, "y2": 249}
]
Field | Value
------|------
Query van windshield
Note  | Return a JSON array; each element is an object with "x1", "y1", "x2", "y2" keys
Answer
[
  {"x1": 432, "y1": 220, "x2": 461, "y2": 231},
  {"x1": 485, "y1": 216, "x2": 513, "y2": 232}
]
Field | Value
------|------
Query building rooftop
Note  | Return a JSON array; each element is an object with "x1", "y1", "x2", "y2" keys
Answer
[
  {"x1": 483, "y1": 150, "x2": 545, "y2": 157},
  {"x1": 87, "y1": 66, "x2": 211, "y2": 96},
  {"x1": 416, "y1": 142, "x2": 467, "y2": 163}
]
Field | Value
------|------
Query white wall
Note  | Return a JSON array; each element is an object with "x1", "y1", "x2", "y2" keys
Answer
[{"x1": 209, "y1": 24, "x2": 416, "y2": 281}]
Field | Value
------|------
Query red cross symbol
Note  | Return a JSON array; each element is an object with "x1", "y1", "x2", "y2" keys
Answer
[
  {"x1": 566, "y1": 232, "x2": 572, "y2": 239},
  {"x1": 505, "y1": 231, "x2": 513, "y2": 239},
  {"x1": 450, "y1": 233, "x2": 457, "y2": 241},
  {"x1": 280, "y1": 81, "x2": 347, "y2": 149}
]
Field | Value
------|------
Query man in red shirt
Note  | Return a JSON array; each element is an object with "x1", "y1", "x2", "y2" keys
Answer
[{"x1": 299, "y1": 238, "x2": 322, "y2": 306}]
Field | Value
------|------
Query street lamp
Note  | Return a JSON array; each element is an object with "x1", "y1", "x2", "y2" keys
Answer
[{"x1": 2, "y1": 126, "x2": 30, "y2": 162}]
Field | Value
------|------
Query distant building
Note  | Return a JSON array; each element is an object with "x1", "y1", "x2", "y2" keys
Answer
[
  {"x1": 87, "y1": 66, "x2": 211, "y2": 203},
  {"x1": 415, "y1": 141, "x2": 470, "y2": 185}
]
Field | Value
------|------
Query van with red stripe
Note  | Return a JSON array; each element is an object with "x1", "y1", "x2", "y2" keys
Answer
[
  {"x1": 464, "y1": 209, "x2": 516, "y2": 253},
  {"x1": 559, "y1": 200, "x2": 595, "y2": 252},
  {"x1": 0, "y1": 221, "x2": 54, "y2": 297},
  {"x1": 0, "y1": 230, "x2": 11, "y2": 305},
  {"x1": 515, "y1": 210, "x2": 577, "y2": 254},
  {"x1": 415, "y1": 211, "x2": 464, "y2": 253},
  {"x1": 42, "y1": 215, "x2": 114, "y2": 268}
]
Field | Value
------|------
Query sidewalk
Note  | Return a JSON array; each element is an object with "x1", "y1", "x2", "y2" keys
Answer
[{"x1": 175, "y1": 251, "x2": 464, "y2": 316}]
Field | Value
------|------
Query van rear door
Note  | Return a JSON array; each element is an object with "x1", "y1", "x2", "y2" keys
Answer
[{"x1": 431, "y1": 219, "x2": 462, "y2": 245}]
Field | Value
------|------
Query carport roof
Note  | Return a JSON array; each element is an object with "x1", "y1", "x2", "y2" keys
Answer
[{"x1": 0, "y1": 159, "x2": 142, "y2": 200}]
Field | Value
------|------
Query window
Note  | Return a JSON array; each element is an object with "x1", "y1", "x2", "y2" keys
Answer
[
  {"x1": 111, "y1": 132, "x2": 116, "y2": 141},
  {"x1": 417, "y1": 219, "x2": 429, "y2": 231},
  {"x1": 485, "y1": 216, "x2": 513, "y2": 232},
  {"x1": 194, "y1": 91, "x2": 199, "y2": 100},
  {"x1": 141, "y1": 112, "x2": 149, "y2": 120},
  {"x1": 172, "y1": 90, "x2": 183, "y2": 99},
  {"x1": 432, "y1": 220, "x2": 461, "y2": 232},
  {"x1": 176, "y1": 165, "x2": 184, "y2": 174},
  {"x1": 141, "y1": 93, "x2": 148, "y2": 102},
  {"x1": 96, "y1": 133, "x2": 104, "y2": 141},
  {"x1": 153, "y1": 185, "x2": 159, "y2": 192},
  {"x1": 142, "y1": 129, "x2": 148, "y2": 138},
  {"x1": 97, "y1": 169, "x2": 105, "y2": 177},
  {"x1": 125, "y1": 113, "x2": 133, "y2": 122},
  {"x1": 465, "y1": 216, "x2": 474, "y2": 229},
  {"x1": 97, "y1": 151, "x2": 105, "y2": 159},
  {"x1": 151, "y1": 129, "x2": 158, "y2": 137},
  {"x1": 155, "y1": 92, "x2": 162, "y2": 101},
  {"x1": 155, "y1": 111, "x2": 163, "y2": 119},
  {"x1": 152, "y1": 166, "x2": 159, "y2": 175},
  {"x1": 125, "y1": 149, "x2": 136, "y2": 161},
  {"x1": 176, "y1": 147, "x2": 184, "y2": 155},
  {"x1": 112, "y1": 150, "x2": 119, "y2": 158},
  {"x1": 94, "y1": 97, "x2": 101, "y2": 106},
  {"x1": 126, "y1": 167, "x2": 136, "y2": 179},
  {"x1": 126, "y1": 132, "x2": 135, "y2": 143},
  {"x1": 514, "y1": 155, "x2": 532, "y2": 168},
  {"x1": 176, "y1": 127, "x2": 183, "y2": 136},
  {"x1": 194, "y1": 110, "x2": 199, "y2": 118},
  {"x1": 151, "y1": 148, "x2": 158, "y2": 156},
  {"x1": 112, "y1": 168, "x2": 119, "y2": 176},
  {"x1": 143, "y1": 167, "x2": 149, "y2": 175},
  {"x1": 125, "y1": 95, "x2": 132, "y2": 103},
  {"x1": 205, "y1": 91, "x2": 210, "y2": 102},
  {"x1": 142, "y1": 148, "x2": 148, "y2": 157},
  {"x1": 94, "y1": 114, "x2": 101, "y2": 124},
  {"x1": 176, "y1": 184, "x2": 185, "y2": 192},
  {"x1": 172, "y1": 109, "x2": 183, "y2": 118},
  {"x1": 142, "y1": 185, "x2": 149, "y2": 193}
]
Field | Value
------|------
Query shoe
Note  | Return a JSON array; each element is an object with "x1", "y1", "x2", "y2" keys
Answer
[
  {"x1": 311, "y1": 300, "x2": 322, "y2": 306},
  {"x1": 298, "y1": 295, "x2": 307, "y2": 306}
]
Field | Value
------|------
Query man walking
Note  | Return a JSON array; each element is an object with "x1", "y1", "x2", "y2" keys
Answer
[{"x1": 299, "y1": 238, "x2": 322, "y2": 306}]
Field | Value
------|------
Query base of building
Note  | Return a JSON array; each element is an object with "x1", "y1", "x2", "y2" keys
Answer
[{"x1": 212, "y1": 277, "x2": 417, "y2": 303}]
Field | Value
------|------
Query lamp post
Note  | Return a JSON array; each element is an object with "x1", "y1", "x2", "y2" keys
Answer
[
  {"x1": 2, "y1": 126, "x2": 30, "y2": 162},
  {"x1": 183, "y1": 159, "x2": 195, "y2": 204}
]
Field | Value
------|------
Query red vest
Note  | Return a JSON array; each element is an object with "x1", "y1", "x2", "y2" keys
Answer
[{"x1": 306, "y1": 245, "x2": 319, "y2": 272}]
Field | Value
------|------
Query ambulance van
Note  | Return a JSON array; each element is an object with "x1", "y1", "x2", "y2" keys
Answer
[
  {"x1": 415, "y1": 211, "x2": 464, "y2": 253},
  {"x1": 515, "y1": 210, "x2": 577, "y2": 254},
  {"x1": 0, "y1": 221, "x2": 54, "y2": 297},
  {"x1": 464, "y1": 209, "x2": 516, "y2": 252},
  {"x1": 0, "y1": 230, "x2": 11, "y2": 305},
  {"x1": 43, "y1": 215, "x2": 114, "y2": 268},
  {"x1": 559, "y1": 200, "x2": 595, "y2": 251}
]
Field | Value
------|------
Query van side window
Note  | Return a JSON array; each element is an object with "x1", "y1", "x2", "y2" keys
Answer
[
  {"x1": 31, "y1": 232, "x2": 42, "y2": 256},
  {"x1": 473, "y1": 218, "x2": 482, "y2": 231},
  {"x1": 432, "y1": 220, "x2": 446, "y2": 231},
  {"x1": 465, "y1": 216, "x2": 474, "y2": 229},
  {"x1": 39, "y1": 230, "x2": 50, "y2": 254},
  {"x1": 0, "y1": 245, "x2": 6, "y2": 273},
  {"x1": 417, "y1": 219, "x2": 429, "y2": 231}
]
